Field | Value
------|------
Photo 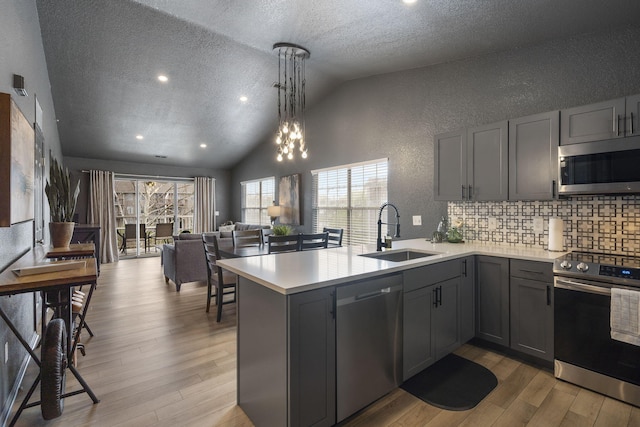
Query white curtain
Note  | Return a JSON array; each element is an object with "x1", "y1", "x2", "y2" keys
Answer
[
  {"x1": 88, "y1": 170, "x2": 119, "y2": 263},
  {"x1": 193, "y1": 177, "x2": 216, "y2": 233}
]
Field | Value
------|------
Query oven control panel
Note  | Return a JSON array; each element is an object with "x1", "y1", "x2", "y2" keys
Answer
[{"x1": 599, "y1": 265, "x2": 640, "y2": 280}]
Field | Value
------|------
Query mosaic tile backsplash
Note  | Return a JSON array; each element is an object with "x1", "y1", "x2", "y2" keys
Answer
[{"x1": 447, "y1": 196, "x2": 640, "y2": 256}]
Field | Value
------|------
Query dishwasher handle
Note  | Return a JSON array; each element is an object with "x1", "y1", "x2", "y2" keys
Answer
[{"x1": 337, "y1": 284, "x2": 402, "y2": 306}]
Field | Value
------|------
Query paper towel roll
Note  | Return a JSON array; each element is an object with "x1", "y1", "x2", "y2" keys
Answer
[{"x1": 548, "y1": 217, "x2": 564, "y2": 251}]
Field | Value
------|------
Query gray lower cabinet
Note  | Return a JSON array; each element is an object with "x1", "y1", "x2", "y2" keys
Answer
[
  {"x1": 508, "y1": 111, "x2": 559, "y2": 200},
  {"x1": 403, "y1": 259, "x2": 466, "y2": 380},
  {"x1": 475, "y1": 256, "x2": 510, "y2": 345},
  {"x1": 459, "y1": 256, "x2": 475, "y2": 343},
  {"x1": 403, "y1": 285, "x2": 435, "y2": 379},
  {"x1": 509, "y1": 260, "x2": 554, "y2": 361},
  {"x1": 237, "y1": 277, "x2": 335, "y2": 427},
  {"x1": 290, "y1": 286, "x2": 336, "y2": 427}
]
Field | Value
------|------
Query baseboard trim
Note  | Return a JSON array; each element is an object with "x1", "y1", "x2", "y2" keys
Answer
[{"x1": 0, "y1": 331, "x2": 39, "y2": 427}]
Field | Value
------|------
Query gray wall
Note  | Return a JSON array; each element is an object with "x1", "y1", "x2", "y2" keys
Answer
[
  {"x1": 231, "y1": 25, "x2": 640, "y2": 238},
  {"x1": 0, "y1": 0, "x2": 63, "y2": 421},
  {"x1": 64, "y1": 156, "x2": 231, "y2": 226}
]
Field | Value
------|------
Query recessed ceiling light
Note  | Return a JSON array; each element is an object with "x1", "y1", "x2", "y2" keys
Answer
[
  {"x1": 239, "y1": 96, "x2": 248, "y2": 102},
  {"x1": 158, "y1": 75, "x2": 169, "y2": 83},
  {"x1": 403, "y1": 0, "x2": 417, "y2": 3},
  {"x1": 136, "y1": 135, "x2": 144, "y2": 140},
  {"x1": 200, "y1": 143, "x2": 207, "y2": 148}
]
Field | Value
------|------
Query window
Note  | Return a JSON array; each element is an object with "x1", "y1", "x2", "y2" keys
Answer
[
  {"x1": 115, "y1": 177, "x2": 195, "y2": 256},
  {"x1": 241, "y1": 177, "x2": 275, "y2": 225},
  {"x1": 312, "y1": 159, "x2": 388, "y2": 245}
]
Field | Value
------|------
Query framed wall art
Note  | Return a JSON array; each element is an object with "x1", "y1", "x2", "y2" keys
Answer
[
  {"x1": 278, "y1": 173, "x2": 300, "y2": 225},
  {"x1": 0, "y1": 92, "x2": 35, "y2": 226}
]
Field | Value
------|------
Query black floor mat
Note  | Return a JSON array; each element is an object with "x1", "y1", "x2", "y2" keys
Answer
[{"x1": 401, "y1": 353, "x2": 498, "y2": 411}]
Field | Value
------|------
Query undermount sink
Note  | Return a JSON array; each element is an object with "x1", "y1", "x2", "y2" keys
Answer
[{"x1": 359, "y1": 249, "x2": 440, "y2": 262}]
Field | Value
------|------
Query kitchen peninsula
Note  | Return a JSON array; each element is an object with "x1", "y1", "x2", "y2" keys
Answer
[{"x1": 217, "y1": 240, "x2": 563, "y2": 427}]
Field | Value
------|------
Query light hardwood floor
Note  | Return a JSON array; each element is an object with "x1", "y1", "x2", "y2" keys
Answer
[{"x1": 9, "y1": 257, "x2": 640, "y2": 427}]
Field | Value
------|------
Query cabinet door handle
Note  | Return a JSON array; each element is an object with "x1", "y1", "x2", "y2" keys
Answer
[
  {"x1": 552, "y1": 180, "x2": 556, "y2": 198},
  {"x1": 437, "y1": 286, "x2": 443, "y2": 306},
  {"x1": 462, "y1": 259, "x2": 467, "y2": 277},
  {"x1": 546, "y1": 286, "x2": 551, "y2": 306},
  {"x1": 632, "y1": 112, "x2": 635, "y2": 135},
  {"x1": 520, "y1": 269, "x2": 544, "y2": 275},
  {"x1": 468, "y1": 185, "x2": 473, "y2": 200},
  {"x1": 330, "y1": 291, "x2": 336, "y2": 319},
  {"x1": 433, "y1": 288, "x2": 438, "y2": 308},
  {"x1": 461, "y1": 185, "x2": 466, "y2": 200},
  {"x1": 616, "y1": 114, "x2": 621, "y2": 136}
]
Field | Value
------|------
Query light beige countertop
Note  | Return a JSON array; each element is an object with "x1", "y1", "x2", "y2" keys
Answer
[{"x1": 217, "y1": 238, "x2": 566, "y2": 295}]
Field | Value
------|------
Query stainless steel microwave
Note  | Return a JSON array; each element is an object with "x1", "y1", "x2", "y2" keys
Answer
[{"x1": 558, "y1": 135, "x2": 640, "y2": 195}]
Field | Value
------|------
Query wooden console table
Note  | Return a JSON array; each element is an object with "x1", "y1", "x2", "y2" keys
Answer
[
  {"x1": 71, "y1": 224, "x2": 101, "y2": 274},
  {"x1": 0, "y1": 245, "x2": 100, "y2": 426}
]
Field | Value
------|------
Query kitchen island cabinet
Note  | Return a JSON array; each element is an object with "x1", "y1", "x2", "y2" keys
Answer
[
  {"x1": 218, "y1": 241, "x2": 561, "y2": 426},
  {"x1": 238, "y1": 277, "x2": 335, "y2": 427}
]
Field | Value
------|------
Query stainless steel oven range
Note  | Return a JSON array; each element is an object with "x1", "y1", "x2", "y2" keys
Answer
[{"x1": 554, "y1": 251, "x2": 640, "y2": 406}]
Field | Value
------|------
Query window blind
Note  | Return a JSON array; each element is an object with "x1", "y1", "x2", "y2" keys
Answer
[
  {"x1": 241, "y1": 177, "x2": 275, "y2": 225},
  {"x1": 312, "y1": 159, "x2": 388, "y2": 245}
]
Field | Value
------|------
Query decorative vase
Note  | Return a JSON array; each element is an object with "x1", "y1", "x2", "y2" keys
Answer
[{"x1": 50, "y1": 222, "x2": 75, "y2": 248}]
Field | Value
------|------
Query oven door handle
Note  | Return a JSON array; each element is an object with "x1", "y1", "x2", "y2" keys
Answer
[{"x1": 554, "y1": 277, "x2": 611, "y2": 296}]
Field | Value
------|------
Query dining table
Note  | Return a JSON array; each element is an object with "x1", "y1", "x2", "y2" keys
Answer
[{"x1": 217, "y1": 243, "x2": 270, "y2": 258}]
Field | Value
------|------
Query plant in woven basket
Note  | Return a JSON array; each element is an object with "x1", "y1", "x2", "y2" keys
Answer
[
  {"x1": 272, "y1": 224, "x2": 294, "y2": 236},
  {"x1": 45, "y1": 158, "x2": 80, "y2": 222}
]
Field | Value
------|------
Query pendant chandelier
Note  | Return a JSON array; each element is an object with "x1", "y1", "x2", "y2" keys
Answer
[{"x1": 273, "y1": 42, "x2": 310, "y2": 162}]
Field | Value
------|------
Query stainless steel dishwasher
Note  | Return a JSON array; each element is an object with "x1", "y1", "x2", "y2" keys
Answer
[{"x1": 336, "y1": 273, "x2": 403, "y2": 422}]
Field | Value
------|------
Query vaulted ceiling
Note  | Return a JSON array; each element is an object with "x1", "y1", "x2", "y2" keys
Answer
[{"x1": 35, "y1": 0, "x2": 640, "y2": 169}]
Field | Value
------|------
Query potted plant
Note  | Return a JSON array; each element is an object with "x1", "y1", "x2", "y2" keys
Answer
[
  {"x1": 45, "y1": 158, "x2": 80, "y2": 247},
  {"x1": 272, "y1": 224, "x2": 294, "y2": 236}
]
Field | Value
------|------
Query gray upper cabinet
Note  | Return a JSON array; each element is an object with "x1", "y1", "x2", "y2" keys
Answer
[
  {"x1": 627, "y1": 94, "x2": 640, "y2": 137},
  {"x1": 508, "y1": 111, "x2": 559, "y2": 200},
  {"x1": 434, "y1": 120, "x2": 508, "y2": 201},
  {"x1": 560, "y1": 97, "x2": 626, "y2": 145},
  {"x1": 434, "y1": 129, "x2": 466, "y2": 201},
  {"x1": 466, "y1": 120, "x2": 509, "y2": 201}
]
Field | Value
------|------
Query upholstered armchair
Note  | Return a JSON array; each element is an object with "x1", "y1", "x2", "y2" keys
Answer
[{"x1": 162, "y1": 233, "x2": 208, "y2": 291}]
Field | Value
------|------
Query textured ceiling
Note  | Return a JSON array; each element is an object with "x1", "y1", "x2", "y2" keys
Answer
[{"x1": 35, "y1": 0, "x2": 640, "y2": 169}]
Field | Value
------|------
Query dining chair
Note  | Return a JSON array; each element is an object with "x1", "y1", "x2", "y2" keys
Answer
[
  {"x1": 232, "y1": 229, "x2": 262, "y2": 247},
  {"x1": 268, "y1": 234, "x2": 301, "y2": 254},
  {"x1": 300, "y1": 232, "x2": 329, "y2": 250},
  {"x1": 154, "y1": 223, "x2": 174, "y2": 246},
  {"x1": 202, "y1": 233, "x2": 237, "y2": 321},
  {"x1": 121, "y1": 223, "x2": 148, "y2": 253},
  {"x1": 261, "y1": 228, "x2": 274, "y2": 245},
  {"x1": 323, "y1": 227, "x2": 344, "y2": 246}
]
